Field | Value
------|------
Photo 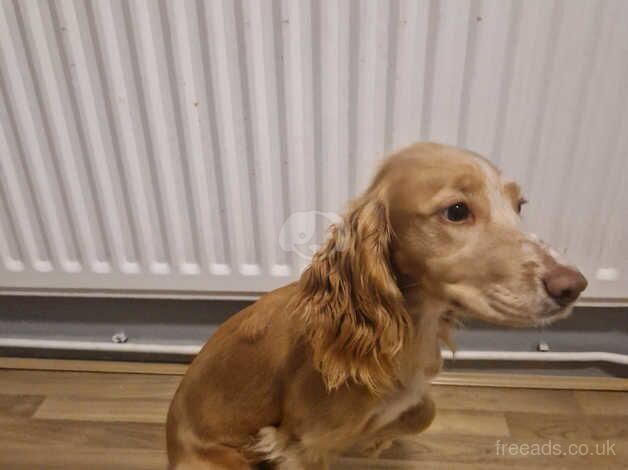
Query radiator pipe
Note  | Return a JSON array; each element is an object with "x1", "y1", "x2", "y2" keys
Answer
[{"x1": 1, "y1": 337, "x2": 627, "y2": 365}]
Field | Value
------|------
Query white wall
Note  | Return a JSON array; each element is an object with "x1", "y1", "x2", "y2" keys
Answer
[{"x1": 0, "y1": 0, "x2": 626, "y2": 301}]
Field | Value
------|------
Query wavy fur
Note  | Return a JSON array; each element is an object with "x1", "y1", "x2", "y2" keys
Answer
[{"x1": 295, "y1": 188, "x2": 411, "y2": 394}]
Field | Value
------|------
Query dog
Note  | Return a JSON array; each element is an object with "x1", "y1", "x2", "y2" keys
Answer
[{"x1": 167, "y1": 142, "x2": 587, "y2": 469}]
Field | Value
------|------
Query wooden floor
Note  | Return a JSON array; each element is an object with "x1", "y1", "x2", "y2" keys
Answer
[{"x1": 0, "y1": 364, "x2": 626, "y2": 469}]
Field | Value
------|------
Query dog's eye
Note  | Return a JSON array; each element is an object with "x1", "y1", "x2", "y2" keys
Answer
[
  {"x1": 442, "y1": 202, "x2": 470, "y2": 222},
  {"x1": 517, "y1": 198, "x2": 528, "y2": 214}
]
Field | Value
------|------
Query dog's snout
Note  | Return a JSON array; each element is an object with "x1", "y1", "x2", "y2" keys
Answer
[{"x1": 542, "y1": 265, "x2": 588, "y2": 306}]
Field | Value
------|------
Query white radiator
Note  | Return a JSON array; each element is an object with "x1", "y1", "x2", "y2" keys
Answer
[{"x1": 0, "y1": 0, "x2": 626, "y2": 301}]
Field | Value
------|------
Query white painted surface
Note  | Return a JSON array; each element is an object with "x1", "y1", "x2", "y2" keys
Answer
[
  {"x1": 1, "y1": 337, "x2": 627, "y2": 367},
  {"x1": 0, "y1": 0, "x2": 626, "y2": 300}
]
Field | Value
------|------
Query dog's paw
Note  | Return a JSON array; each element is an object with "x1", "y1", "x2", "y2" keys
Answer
[{"x1": 358, "y1": 438, "x2": 394, "y2": 459}]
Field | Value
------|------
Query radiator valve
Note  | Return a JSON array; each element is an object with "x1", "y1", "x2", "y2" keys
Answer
[{"x1": 112, "y1": 331, "x2": 128, "y2": 344}]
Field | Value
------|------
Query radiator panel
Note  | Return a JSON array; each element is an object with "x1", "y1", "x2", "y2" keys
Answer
[{"x1": 0, "y1": 0, "x2": 626, "y2": 300}]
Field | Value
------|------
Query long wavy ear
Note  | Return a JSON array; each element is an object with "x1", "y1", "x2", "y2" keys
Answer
[{"x1": 294, "y1": 190, "x2": 410, "y2": 394}]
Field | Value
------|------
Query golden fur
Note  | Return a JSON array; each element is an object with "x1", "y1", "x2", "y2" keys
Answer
[
  {"x1": 296, "y1": 188, "x2": 411, "y2": 395},
  {"x1": 167, "y1": 143, "x2": 587, "y2": 469}
]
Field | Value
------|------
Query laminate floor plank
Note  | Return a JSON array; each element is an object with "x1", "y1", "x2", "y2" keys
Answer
[
  {"x1": 0, "y1": 394, "x2": 44, "y2": 419},
  {"x1": 431, "y1": 385, "x2": 582, "y2": 415},
  {"x1": 573, "y1": 390, "x2": 628, "y2": 416},
  {"x1": 0, "y1": 369, "x2": 179, "y2": 399},
  {"x1": 0, "y1": 416, "x2": 164, "y2": 450},
  {"x1": 34, "y1": 396, "x2": 170, "y2": 423}
]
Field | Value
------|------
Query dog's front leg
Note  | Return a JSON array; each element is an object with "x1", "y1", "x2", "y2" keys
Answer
[
  {"x1": 304, "y1": 458, "x2": 329, "y2": 470},
  {"x1": 355, "y1": 394, "x2": 436, "y2": 458},
  {"x1": 273, "y1": 456, "x2": 328, "y2": 470}
]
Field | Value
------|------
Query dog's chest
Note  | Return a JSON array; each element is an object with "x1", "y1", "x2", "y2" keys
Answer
[
  {"x1": 370, "y1": 371, "x2": 428, "y2": 429},
  {"x1": 368, "y1": 330, "x2": 441, "y2": 429},
  {"x1": 366, "y1": 311, "x2": 444, "y2": 430}
]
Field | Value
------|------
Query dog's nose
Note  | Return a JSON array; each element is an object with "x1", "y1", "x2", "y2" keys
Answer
[{"x1": 542, "y1": 266, "x2": 588, "y2": 306}]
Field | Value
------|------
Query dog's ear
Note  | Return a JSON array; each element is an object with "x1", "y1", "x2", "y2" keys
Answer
[{"x1": 295, "y1": 190, "x2": 410, "y2": 394}]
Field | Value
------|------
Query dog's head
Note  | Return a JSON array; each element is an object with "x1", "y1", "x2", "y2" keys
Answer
[
  {"x1": 383, "y1": 143, "x2": 587, "y2": 327},
  {"x1": 297, "y1": 142, "x2": 587, "y2": 392}
]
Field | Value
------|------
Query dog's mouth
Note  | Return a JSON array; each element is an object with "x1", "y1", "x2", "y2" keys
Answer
[
  {"x1": 491, "y1": 301, "x2": 577, "y2": 328},
  {"x1": 471, "y1": 298, "x2": 573, "y2": 328},
  {"x1": 452, "y1": 297, "x2": 541, "y2": 328},
  {"x1": 486, "y1": 302, "x2": 576, "y2": 328},
  {"x1": 535, "y1": 304, "x2": 575, "y2": 325},
  {"x1": 442, "y1": 283, "x2": 579, "y2": 329}
]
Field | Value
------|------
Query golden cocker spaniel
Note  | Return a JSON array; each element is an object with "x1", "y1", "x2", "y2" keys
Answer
[{"x1": 167, "y1": 142, "x2": 587, "y2": 469}]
